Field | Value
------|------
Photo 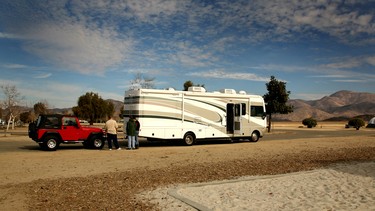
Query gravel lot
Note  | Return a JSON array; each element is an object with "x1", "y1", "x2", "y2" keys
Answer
[{"x1": 0, "y1": 122, "x2": 374, "y2": 210}]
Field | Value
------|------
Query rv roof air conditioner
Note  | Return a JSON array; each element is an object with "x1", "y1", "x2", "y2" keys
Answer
[
  {"x1": 188, "y1": 86, "x2": 206, "y2": 92},
  {"x1": 220, "y1": 89, "x2": 236, "y2": 94},
  {"x1": 239, "y1": 90, "x2": 246, "y2": 95}
]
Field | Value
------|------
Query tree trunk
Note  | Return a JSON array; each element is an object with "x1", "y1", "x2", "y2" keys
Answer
[{"x1": 268, "y1": 113, "x2": 272, "y2": 133}]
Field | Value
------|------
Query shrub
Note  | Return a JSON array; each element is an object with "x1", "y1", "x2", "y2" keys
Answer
[
  {"x1": 302, "y1": 118, "x2": 317, "y2": 128},
  {"x1": 348, "y1": 118, "x2": 365, "y2": 130}
]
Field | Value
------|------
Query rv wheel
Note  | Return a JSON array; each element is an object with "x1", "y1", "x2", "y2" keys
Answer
[
  {"x1": 183, "y1": 133, "x2": 195, "y2": 146},
  {"x1": 250, "y1": 132, "x2": 259, "y2": 142}
]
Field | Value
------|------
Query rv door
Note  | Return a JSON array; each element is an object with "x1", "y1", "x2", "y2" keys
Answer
[
  {"x1": 234, "y1": 104, "x2": 242, "y2": 135},
  {"x1": 226, "y1": 103, "x2": 243, "y2": 135},
  {"x1": 226, "y1": 104, "x2": 234, "y2": 134}
]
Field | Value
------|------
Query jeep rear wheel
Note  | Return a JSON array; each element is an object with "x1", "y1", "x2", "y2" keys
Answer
[
  {"x1": 91, "y1": 135, "x2": 105, "y2": 149},
  {"x1": 42, "y1": 135, "x2": 60, "y2": 151}
]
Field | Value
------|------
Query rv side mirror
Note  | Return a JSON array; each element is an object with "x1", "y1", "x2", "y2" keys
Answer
[{"x1": 262, "y1": 113, "x2": 267, "y2": 120}]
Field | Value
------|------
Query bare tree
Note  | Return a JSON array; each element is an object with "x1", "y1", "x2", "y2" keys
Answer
[
  {"x1": 0, "y1": 84, "x2": 24, "y2": 130},
  {"x1": 129, "y1": 72, "x2": 155, "y2": 90}
]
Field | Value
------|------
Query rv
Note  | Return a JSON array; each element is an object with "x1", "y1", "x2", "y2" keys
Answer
[{"x1": 124, "y1": 87, "x2": 267, "y2": 145}]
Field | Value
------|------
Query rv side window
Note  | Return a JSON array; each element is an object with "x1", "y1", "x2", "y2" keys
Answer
[
  {"x1": 235, "y1": 103, "x2": 247, "y2": 116},
  {"x1": 235, "y1": 104, "x2": 241, "y2": 116},
  {"x1": 251, "y1": 106, "x2": 264, "y2": 117}
]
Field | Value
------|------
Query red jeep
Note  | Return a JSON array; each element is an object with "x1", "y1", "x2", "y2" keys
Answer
[{"x1": 28, "y1": 114, "x2": 105, "y2": 151}]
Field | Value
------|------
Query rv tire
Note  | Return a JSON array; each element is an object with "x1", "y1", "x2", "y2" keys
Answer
[
  {"x1": 250, "y1": 131, "x2": 259, "y2": 142},
  {"x1": 183, "y1": 132, "x2": 195, "y2": 146}
]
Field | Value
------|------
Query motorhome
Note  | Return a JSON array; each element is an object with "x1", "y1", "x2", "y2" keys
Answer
[{"x1": 124, "y1": 87, "x2": 267, "y2": 145}]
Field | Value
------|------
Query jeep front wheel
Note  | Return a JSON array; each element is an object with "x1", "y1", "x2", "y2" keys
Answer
[
  {"x1": 42, "y1": 135, "x2": 60, "y2": 151},
  {"x1": 90, "y1": 135, "x2": 105, "y2": 149}
]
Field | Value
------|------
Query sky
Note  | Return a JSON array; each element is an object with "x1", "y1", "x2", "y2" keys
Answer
[{"x1": 0, "y1": 0, "x2": 374, "y2": 108}]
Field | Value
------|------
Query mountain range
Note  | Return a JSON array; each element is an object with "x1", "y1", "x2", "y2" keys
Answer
[{"x1": 274, "y1": 90, "x2": 375, "y2": 121}]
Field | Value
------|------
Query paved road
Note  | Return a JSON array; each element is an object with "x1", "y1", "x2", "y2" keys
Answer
[{"x1": 0, "y1": 128, "x2": 374, "y2": 153}]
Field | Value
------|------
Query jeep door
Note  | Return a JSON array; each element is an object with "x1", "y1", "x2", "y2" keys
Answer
[{"x1": 60, "y1": 117, "x2": 80, "y2": 141}]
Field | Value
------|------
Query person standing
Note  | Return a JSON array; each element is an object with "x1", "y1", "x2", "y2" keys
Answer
[
  {"x1": 126, "y1": 116, "x2": 137, "y2": 150},
  {"x1": 105, "y1": 116, "x2": 120, "y2": 150},
  {"x1": 134, "y1": 117, "x2": 140, "y2": 149}
]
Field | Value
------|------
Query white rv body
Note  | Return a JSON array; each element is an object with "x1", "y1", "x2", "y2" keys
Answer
[{"x1": 124, "y1": 87, "x2": 267, "y2": 145}]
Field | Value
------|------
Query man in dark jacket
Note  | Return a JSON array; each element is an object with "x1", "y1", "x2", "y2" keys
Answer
[{"x1": 126, "y1": 116, "x2": 136, "y2": 150}]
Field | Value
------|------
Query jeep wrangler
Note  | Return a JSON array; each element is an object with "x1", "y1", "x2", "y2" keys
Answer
[{"x1": 28, "y1": 114, "x2": 105, "y2": 151}]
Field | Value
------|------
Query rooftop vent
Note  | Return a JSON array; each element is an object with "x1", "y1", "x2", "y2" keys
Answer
[
  {"x1": 188, "y1": 86, "x2": 206, "y2": 92},
  {"x1": 239, "y1": 90, "x2": 246, "y2": 95},
  {"x1": 220, "y1": 89, "x2": 236, "y2": 94}
]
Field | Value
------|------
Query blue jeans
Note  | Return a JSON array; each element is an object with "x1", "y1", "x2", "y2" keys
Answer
[{"x1": 128, "y1": 136, "x2": 135, "y2": 149}]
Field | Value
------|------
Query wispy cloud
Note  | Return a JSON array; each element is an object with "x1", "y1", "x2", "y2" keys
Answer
[
  {"x1": 0, "y1": 32, "x2": 26, "y2": 39},
  {"x1": 309, "y1": 70, "x2": 375, "y2": 83},
  {"x1": 245, "y1": 1, "x2": 375, "y2": 44},
  {"x1": 34, "y1": 73, "x2": 52, "y2": 79},
  {"x1": 332, "y1": 79, "x2": 367, "y2": 83},
  {"x1": 3, "y1": 63, "x2": 29, "y2": 69},
  {"x1": 322, "y1": 55, "x2": 375, "y2": 69},
  {"x1": 187, "y1": 69, "x2": 269, "y2": 82}
]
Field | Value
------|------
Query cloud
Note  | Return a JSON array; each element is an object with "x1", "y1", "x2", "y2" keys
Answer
[
  {"x1": 34, "y1": 73, "x2": 52, "y2": 79},
  {"x1": 332, "y1": 79, "x2": 367, "y2": 83},
  {"x1": 187, "y1": 69, "x2": 269, "y2": 82},
  {"x1": 322, "y1": 55, "x2": 375, "y2": 69},
  {"x1": 0, "y1": 32, "x2": 26, "y2": 39},
  {"x1": 21, "y1": 81, "x2": 85, "y2": 108},
  {"x1": 1, "y1": 0, "x2": 373, "y2": 78},
  {"x1": 22, "y1": 23, "x2": 134, "y2": 75},
  {"x1": 226, "y1": 1, "x2": 375, "y2": 44},
  {"x1": 365, "y1": 56, "x2": 375, "y2": 66},
  {"x1": 169, "y1": 44, "x2": 217, "y2": 67},
  {"x1": 2, "y1": 63, "x2": 29, "y2": 69},
  {"x1": 1, "y1": 1, "x2": 135, "y2": 76},
  {"x1": 309, "y1": 69, "x2": 375, "y2": 83}
]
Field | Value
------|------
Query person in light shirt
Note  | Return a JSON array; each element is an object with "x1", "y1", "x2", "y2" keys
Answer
[{"x1": 105, "y1": 116, "x2": 120, "y2": 150}]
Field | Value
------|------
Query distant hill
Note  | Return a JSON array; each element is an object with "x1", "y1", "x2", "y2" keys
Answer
[{"x1": 274, "y1": 90, "x2": 375, "y2": 121}]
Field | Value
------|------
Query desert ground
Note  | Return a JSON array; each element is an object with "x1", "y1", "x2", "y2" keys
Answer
[{"x1": 0, "y1": 122, "x2": 374, "y2": 210}]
